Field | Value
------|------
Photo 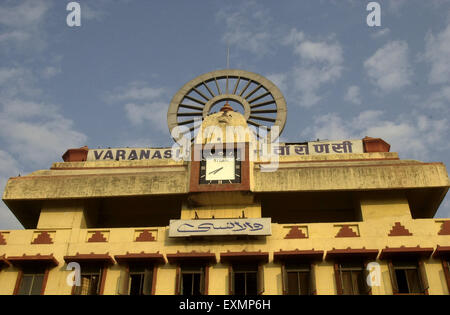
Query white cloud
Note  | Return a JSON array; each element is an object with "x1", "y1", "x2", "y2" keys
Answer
[
  {"x1": 364, "y1": 40, "x2": 412, "y2": 92},
  {"x1": 365, "y1": 121, "x2": 424, "y2": 154},
  {"x1": 216, "y1": 1, "x2": 275, "y2": 56},
  {"x1": 302, "y1": 110, "x2": 448, "y2": 160},
  {"x1": 108, "y1": 82, "x2": 169, "y2": 132},
  {"x1": 41, "y1": 66, "x2": 61, "y2": 79},
  {"x1": 107, "y1": 82, "x2": 166, "y2": 102},
  {"x1": 2, "y1": 99, "x2": 57, "y2": 119},
  {"x1": 0, "y1": 69, "x2": 87, "y2": 167},
  {"x1": 371, "y1": 28, "x2": 391, "y2": 38},
  {"x1": 424, "y1": 23, "x2": 450, "y2": 85},
  {"x1": 0, "y1": 150, "x2": 23, "y2": 229},
  {"x1": 295, "y1": 40, "x2": 343, "y2": 65},
  {"x1": 284, "y1": 29, "x2": 344, "y2": 107},
  {"x1": 0, "y1": 30, "x2": 30, "y2": 43},
  {"x1": 344, "y1": 85, "x2": 362, "y2": 105},
  {"x1": 282, "y1": 28, "x2": 305, "y2": 46},
  {"x1": 384, "y1": 0, "x2": 450, "y2": 14},
  {"x1": 352, "y1": 110, "x2": 384, "y2": 129},
  {"x1": 0, "y1": 0, "x2": 50, "y2": 50},
  {"x1": 218, "y1": 7, "x2": 344, "y2": 108},
  {"x1": 0, "y1": 66, "x2": 40, "y2": 99},
  {"x1": 0, "y1": 109, "x2": 87, "y2": 166},
  {"x1": 0, "y1": 67, "x2": 25, "y2": 85},
  {"x1": 0, "y1": 0, "x2": 48, "y2": 28},
  {"x1": 0, "y1": 150, "x2": 20, "y2": 178},
  {"x1": 82, "y1": 3, "x2": 107, "y2": 21},
  {"x1": 266, "y1": 73, "x2": 288, "y2": 93},
  {"x1": 426, "y1": 85, "x2": 450, "y2": 109},
  {"x1": 124, "y1": 102, "x2": 167, "y2": 131},
  {"x1": 118, "y1": 137, "x2": 160, "y2": 148},
  {"x1": 301, "y1": 113, "x2": 351, "y2": 141},
  {"x1": 386, "y1": 0, "x2": 408, "y2": 13}
]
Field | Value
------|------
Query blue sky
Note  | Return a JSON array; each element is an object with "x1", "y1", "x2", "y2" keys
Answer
[{"x1": 1, "y1": 0, "x2": 450, "y2": 229}]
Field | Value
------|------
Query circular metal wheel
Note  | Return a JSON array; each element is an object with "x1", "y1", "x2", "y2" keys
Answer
[{"x1": 167, "y1": 69, "x2": 287, "y2": 142}]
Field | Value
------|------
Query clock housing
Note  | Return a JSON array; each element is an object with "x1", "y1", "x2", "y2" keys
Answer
[{"x1": 190, "y1": 143, "x2": 250, "y2": 192}]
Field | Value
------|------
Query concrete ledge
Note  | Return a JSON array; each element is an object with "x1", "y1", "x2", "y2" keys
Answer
[
  {"x1": 3, "y1": 170, "x2": 189, "y2": 200},
  {"x1": 254, "y1": 162, "x2": 450, "y2": 192}
]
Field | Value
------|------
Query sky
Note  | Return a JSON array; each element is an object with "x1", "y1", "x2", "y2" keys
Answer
[{"x1": 0, "y1": 0, "x2": 450, "y2": 229}]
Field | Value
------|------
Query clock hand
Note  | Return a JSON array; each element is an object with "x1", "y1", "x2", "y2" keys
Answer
[{"x1": 209, "y1": 167, "x2": 223, "y2": 175}]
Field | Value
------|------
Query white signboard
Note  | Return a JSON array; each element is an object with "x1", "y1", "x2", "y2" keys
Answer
[
  {"x1": 272, "y1": 139, "x2": 364, "y2": 156},
  {"x1": 307, "y1": 139, "x2": 363, "y2": 155},
  {"x1": 86, "y1": 140, "x2": 364, "y2": 161},
  {"x1": 86, "y1": 147, "x2": 175, "y2": 161},
  {"x1": 169, "y1": 218, "x2": 272, "y2": 237}
]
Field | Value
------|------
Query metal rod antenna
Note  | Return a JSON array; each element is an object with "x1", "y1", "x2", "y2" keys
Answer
[
  {"x1": 227, "y1": 45, "x2": 230, "y2": 69},
  {"x1": 226, "y1": 44, "x2": 230, "y2": 94}
]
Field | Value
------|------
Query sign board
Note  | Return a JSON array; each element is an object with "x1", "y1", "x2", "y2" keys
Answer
[
  {"x1": 169, "y1": 218, "x2": 272, "y2": 237},
  {"x1": 86, "y1": 139, "x2": 364, "y2": 162},
  {"x1": 86, "y1": 147, "x2": 175, "y2": 161},
  {"x1": 274, "y1": 139, "x2": 364, "y2": 156}
]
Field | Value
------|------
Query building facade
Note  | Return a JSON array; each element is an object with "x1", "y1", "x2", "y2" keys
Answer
[{"x1": 0, "y1": 69, "x2": 449, "y2": 295}]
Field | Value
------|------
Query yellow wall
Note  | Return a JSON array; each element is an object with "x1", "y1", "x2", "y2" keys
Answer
[
  {"x1": 1, "y1": 213, "x2": 449, "y2": 295},
  {"x1": 1, "y1": 146, "x2": 449, "y2": 295},
  {"x1": 37, "y1": 200, "x2": 86, "y2": 230}
]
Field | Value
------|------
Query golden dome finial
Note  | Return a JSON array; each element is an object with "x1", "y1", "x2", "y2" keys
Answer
[{"x1": 220, "y1": 102, "x2": 234, "y2": 112}]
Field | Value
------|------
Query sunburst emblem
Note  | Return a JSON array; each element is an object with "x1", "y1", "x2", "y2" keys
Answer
[{"x1": 167, "y1": 69, "x2": 287, "y2": 142}]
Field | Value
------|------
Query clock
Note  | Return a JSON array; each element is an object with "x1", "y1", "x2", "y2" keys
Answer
[
  {"x1": 199, "y1": 148, "x2": 241, "y2": 184},
  {"x1": 190, "y1": 143, "x2": 249, "y2": 192}
]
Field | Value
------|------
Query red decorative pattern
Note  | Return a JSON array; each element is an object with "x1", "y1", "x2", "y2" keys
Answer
[
  {"x1": 31, "y1": 231, "x2": 53, "y2": 244},
  {"x1": 284, "y1": 226, "x2": 307, "y2": 239},
  {"x1": 87, "y1": 231, "x2": 108, "y2": 242},
  {"x1": 135, "y1": 230, "x2": 156, "y2": 242},
  {"x1": 335, "y1": 225, "x2": 359, "y2": 238},
  {"x1": 0, "y1": 232, "x2": 6, "y2": 245},
  {"x1": 438, "y1": 221, "x2": 450, "y2": 235},
  {"x1": 388, "y1": 222, "x2": 412, "y2": 236}
]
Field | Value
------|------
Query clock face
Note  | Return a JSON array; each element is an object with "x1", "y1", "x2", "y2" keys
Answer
[
  {"x1": 206, "y1": 157, "x2": 235, "y2": 181},
  {"x1": 199, "y1": 148, "x2": 241, "y2": 184}
]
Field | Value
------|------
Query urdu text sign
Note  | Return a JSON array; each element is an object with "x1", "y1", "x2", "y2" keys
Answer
[{"x1": 169, "y1": 218, "x2": 272, "y2": 237}]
